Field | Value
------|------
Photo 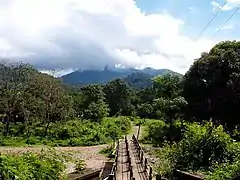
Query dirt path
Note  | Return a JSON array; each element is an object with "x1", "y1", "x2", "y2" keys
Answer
[{"x1": 0, "y1": 145, "x2": 108, "y2": 173}]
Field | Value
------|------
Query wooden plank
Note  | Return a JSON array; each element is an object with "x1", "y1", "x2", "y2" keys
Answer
[{"x1": 116, "y1": 139, "x2": 129, "y2": 180}]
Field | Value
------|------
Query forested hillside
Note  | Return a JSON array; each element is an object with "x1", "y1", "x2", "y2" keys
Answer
[{"x1": 61, "y1": 67, "x2": 181, "y2": 85}]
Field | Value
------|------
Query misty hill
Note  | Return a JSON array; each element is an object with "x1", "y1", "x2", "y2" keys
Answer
[
  {"x1": 124, "y1": 72, "x2": 153, "y2": 89},
  {"x1": 61, "y1": 67, "x2": 182, "y2": 86}
]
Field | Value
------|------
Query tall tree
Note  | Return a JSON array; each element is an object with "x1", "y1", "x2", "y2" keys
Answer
[
  {"x1": 152, "y1": 74, "x2": 187, "y2": 130},
  {"x1": 80, "y1": 84, "x2": 109, "y2": 121},
  {"x1": 0, "y1": 62, "x2": 33, "y2": 135},
  {"x1": 104, "y1": 79, "x2": 133, "y2": 116},
  {"x1": 153, "y1": 74, "x2": 182, "y2": 99},
  {"x1": 183, "y1": 41, "x2": 240, "y2": 128},
  {"x1": 27, "y1": 72, "x2": 73, "y2": 135}
]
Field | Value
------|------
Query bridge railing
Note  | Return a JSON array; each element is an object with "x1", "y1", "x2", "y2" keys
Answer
[
  {"x1": 106, "y1": 139, "x2": 119, "y2": 180},
  {"x1": 132, "y1": 134, "x2": 154, "y2": 180},
  {"x1": 132, "y1": 134, "x2": 206, "y2": 180}
]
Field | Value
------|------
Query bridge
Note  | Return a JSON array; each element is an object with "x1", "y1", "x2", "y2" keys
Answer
[
  {"x1": 102, "y1": 134, "x2": 205, "y2": 180},
  {"x1": 103, "y1": 134, "x2": 156, "y2": 180}
]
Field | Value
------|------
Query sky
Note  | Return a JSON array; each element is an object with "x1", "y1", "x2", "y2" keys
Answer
[{"x1": 0, "y1": 0, "x2": 240, "y2": 75}]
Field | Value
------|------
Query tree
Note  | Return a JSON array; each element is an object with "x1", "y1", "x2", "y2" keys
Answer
[
  {"x1": 183, "y1": 41, "x2": 240, "y2": 128},
  {"x1": 151, "y1": 74, "x2": 187, "y2": 130},
  {"x1": 83, "y1": 100, "x2": 109, "y2": 121},
  {"x1": 153, "y1": 74, "x2": 182, "y2": 99},
  {"x1": 27, "y1": 72, "x2": 73, "y2": 135},
  {"x1": 80, "y1": 84, "x2": 109, "y2": 121},
  {"x1": 104, "y1": 79, "x2": 133, "y2": 116},
  {"x1": 0, "y1": 62, "x2": 33, "y2": 135},
  {"x1": 137, "y1": 103, "x2": 153, "y2": 119},
  {"x1": 154, "y1": 97, "x2": 187, "y2": 120}
]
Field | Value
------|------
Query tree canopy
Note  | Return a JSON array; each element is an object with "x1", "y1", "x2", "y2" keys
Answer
[{"x1": 183, "y1": 41, "x2": 240, "y2": 128}]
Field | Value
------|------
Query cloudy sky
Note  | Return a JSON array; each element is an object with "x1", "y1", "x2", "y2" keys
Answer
[{"x1": 0, "y1": 0, "x2": 240, "y2": 74}]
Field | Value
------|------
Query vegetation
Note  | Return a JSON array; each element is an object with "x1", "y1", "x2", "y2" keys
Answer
[
  {"x1": 142, "y1": 41, "x2": 240, "y2": 179},
  {"x1": 183, "y1": 41, "x2": 240, "y2": 130},
  {"x1": 61, "y1": 67, "x2": 181, "y2": 85},
  {"x1": 0, "y1": 149, "x2": 75, "y2": 180},
  {"x1": 1, "y1": 41, "x2": 240, "y2": 179}
]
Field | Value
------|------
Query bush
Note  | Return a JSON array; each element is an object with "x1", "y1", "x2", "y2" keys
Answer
[
  {"x1": 174, "y1": 122, "x2": 234, "y2": 171},
  {"x1": 143, "y1": 119, "x2": 167, "y2": 146},
  {"x1": 0, "y1": 116, "x2": 132, "y2": 147},
  {"x1": 155, "y1": 122, "x2": 240, "y2": 178},
  {"x1": 206, "y1": 160, "x2": 240, "y2": 180},
  {"x1": 143, "y1": 119, "x2": 187, "y2": 146},
  {"x1": 154, "y1": 144, "x2": 177, "y2": 177},
  {"x1": 0, "y1": 149, "x2": 74, "y2": 180},
  {"x1": 75, "y1": 159, "x2": 86, "y2": 172}
]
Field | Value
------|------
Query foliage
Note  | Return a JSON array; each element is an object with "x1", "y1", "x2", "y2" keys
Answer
[
  {"x1": 79, "y1": 84, "x2": 109, "y2": 121},
  {"x1": 183, "y1": 41, "x2": 240, "y2": 129},
  {"x1": 104, "y1": 79, "x2": 133, "y2": 116},
  {"x1": 83, "y1": 100, "x2": 109, "y2": 122},
  {"x1": 0, "y1": 117, "x2": 131, "y2": 147},
  {"x1": 173, "y1": 122, "x2": 235, "y2": 171},
  {"x1": 137, "y1": 103, "x2": 153, "y2": 118},
  {"x1": 206, "y1": 159, "x2": 240, "y2": 180},
  {"x1": 75, "y1": 159, "x2": 86, "y2": 172},
  {"x1": 153, "y1": 122, "x2": 240, "y2": 178},
  {"x1": 153, "y1": 74, "x2": 182, "y2": 99},
  {"x1": 154, "y1": 144, "x2": 177, "y2": 177},
  {"x1": 143, "y1": 119, "x2": 187, "y2": 146},
  {"x1": 0, "y1": 148, "x2": 74, "y2": 180},
  {"x1": 124, "y1": 72, "x2": 152, "y2": 89}
]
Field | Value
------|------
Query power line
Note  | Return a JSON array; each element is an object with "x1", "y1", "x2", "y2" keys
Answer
[
  {"x1": 196, "y1": 1, "x2": 227, "y2": 41},
  {"x1": 178, "y1": 1, "x2": 227, "y2": 62},
  {"x1": 212, "y1": 6, "x2": 240, "y2": 38}
]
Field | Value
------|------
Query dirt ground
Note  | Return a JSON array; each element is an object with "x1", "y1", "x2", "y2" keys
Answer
[{"x1": 0, "y1": 145, "x2": 108, "y2": 173}]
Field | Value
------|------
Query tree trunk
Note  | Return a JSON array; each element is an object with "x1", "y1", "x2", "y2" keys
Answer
[
  {"x1": 44, "y1": 122, "x2": 51, "y2": 136},
  {"x1": 4, "y1": 113, "x2": 11, "y2": 136},
  {"x1": 169, "y1": 117, "x2": 174, "y2": 142}
]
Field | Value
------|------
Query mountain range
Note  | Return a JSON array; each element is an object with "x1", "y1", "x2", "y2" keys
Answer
[{"x1": 61, "y1": 67, "x2": 182, "y2": 89}]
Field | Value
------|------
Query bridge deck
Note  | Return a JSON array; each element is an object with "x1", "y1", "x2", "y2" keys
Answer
[{"x1": 116, "y1": 136, "x2": 148, "y2": 180}]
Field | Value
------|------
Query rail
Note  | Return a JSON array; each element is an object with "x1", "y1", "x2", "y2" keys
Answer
[
  {"x1": 105, "y1": 140, "x2": 119, "y2": 180},
  {"x1": 132, "y1": 134, "x2": 154, "y2": 180},
  {"x1": 132, "y1": 134, "x2": 206, "y2": 180}
]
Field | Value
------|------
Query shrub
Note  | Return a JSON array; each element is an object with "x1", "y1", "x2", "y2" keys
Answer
[
  {"x1": 174, "y1": 122, "x2": 234, "y2": 171},
  {"x1": 143, "y1": 120, "x2": 167, "y2": 146},
  {"x1": 0, "y1": 116, "x2": 132, "y2": 147},
  {"x1": 0, "y1": 149, "x2": 75, "y2": 180},
  {"x1": 155, "y1": 143, "x2": 177, "y2": 177},
  {"x1": 75, "y1": 159, "x2": 86, "y2": 172},
  {"x1": 155, "y1": 122, "x2": 240, "y2": 178},
  {"x1": 143, "y1": 119, "x2": 187, "y2": 146},
  {"x1": 206, "y1": 160, "x2": 240, "y2": 180}
]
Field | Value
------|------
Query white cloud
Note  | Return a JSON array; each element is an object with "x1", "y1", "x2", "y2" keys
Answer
[
  {"x1": 0, "y1": 0, "x2": 216, "y2": 74},
  {"x1": 216, "y1": 24, "x2": 234, "y2": 31},
  {"x1": 211, "y1": 0, "x2": 240, "y2": 11}
]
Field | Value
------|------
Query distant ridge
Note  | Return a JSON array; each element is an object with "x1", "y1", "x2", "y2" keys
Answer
[{"x1": 61, "y1": 67, "x2": 182, "y2": 87}]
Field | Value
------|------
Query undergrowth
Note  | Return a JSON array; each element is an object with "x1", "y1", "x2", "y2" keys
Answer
[{"x1": 0, "y1": 148, "x2": 76, "y2": 180}]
